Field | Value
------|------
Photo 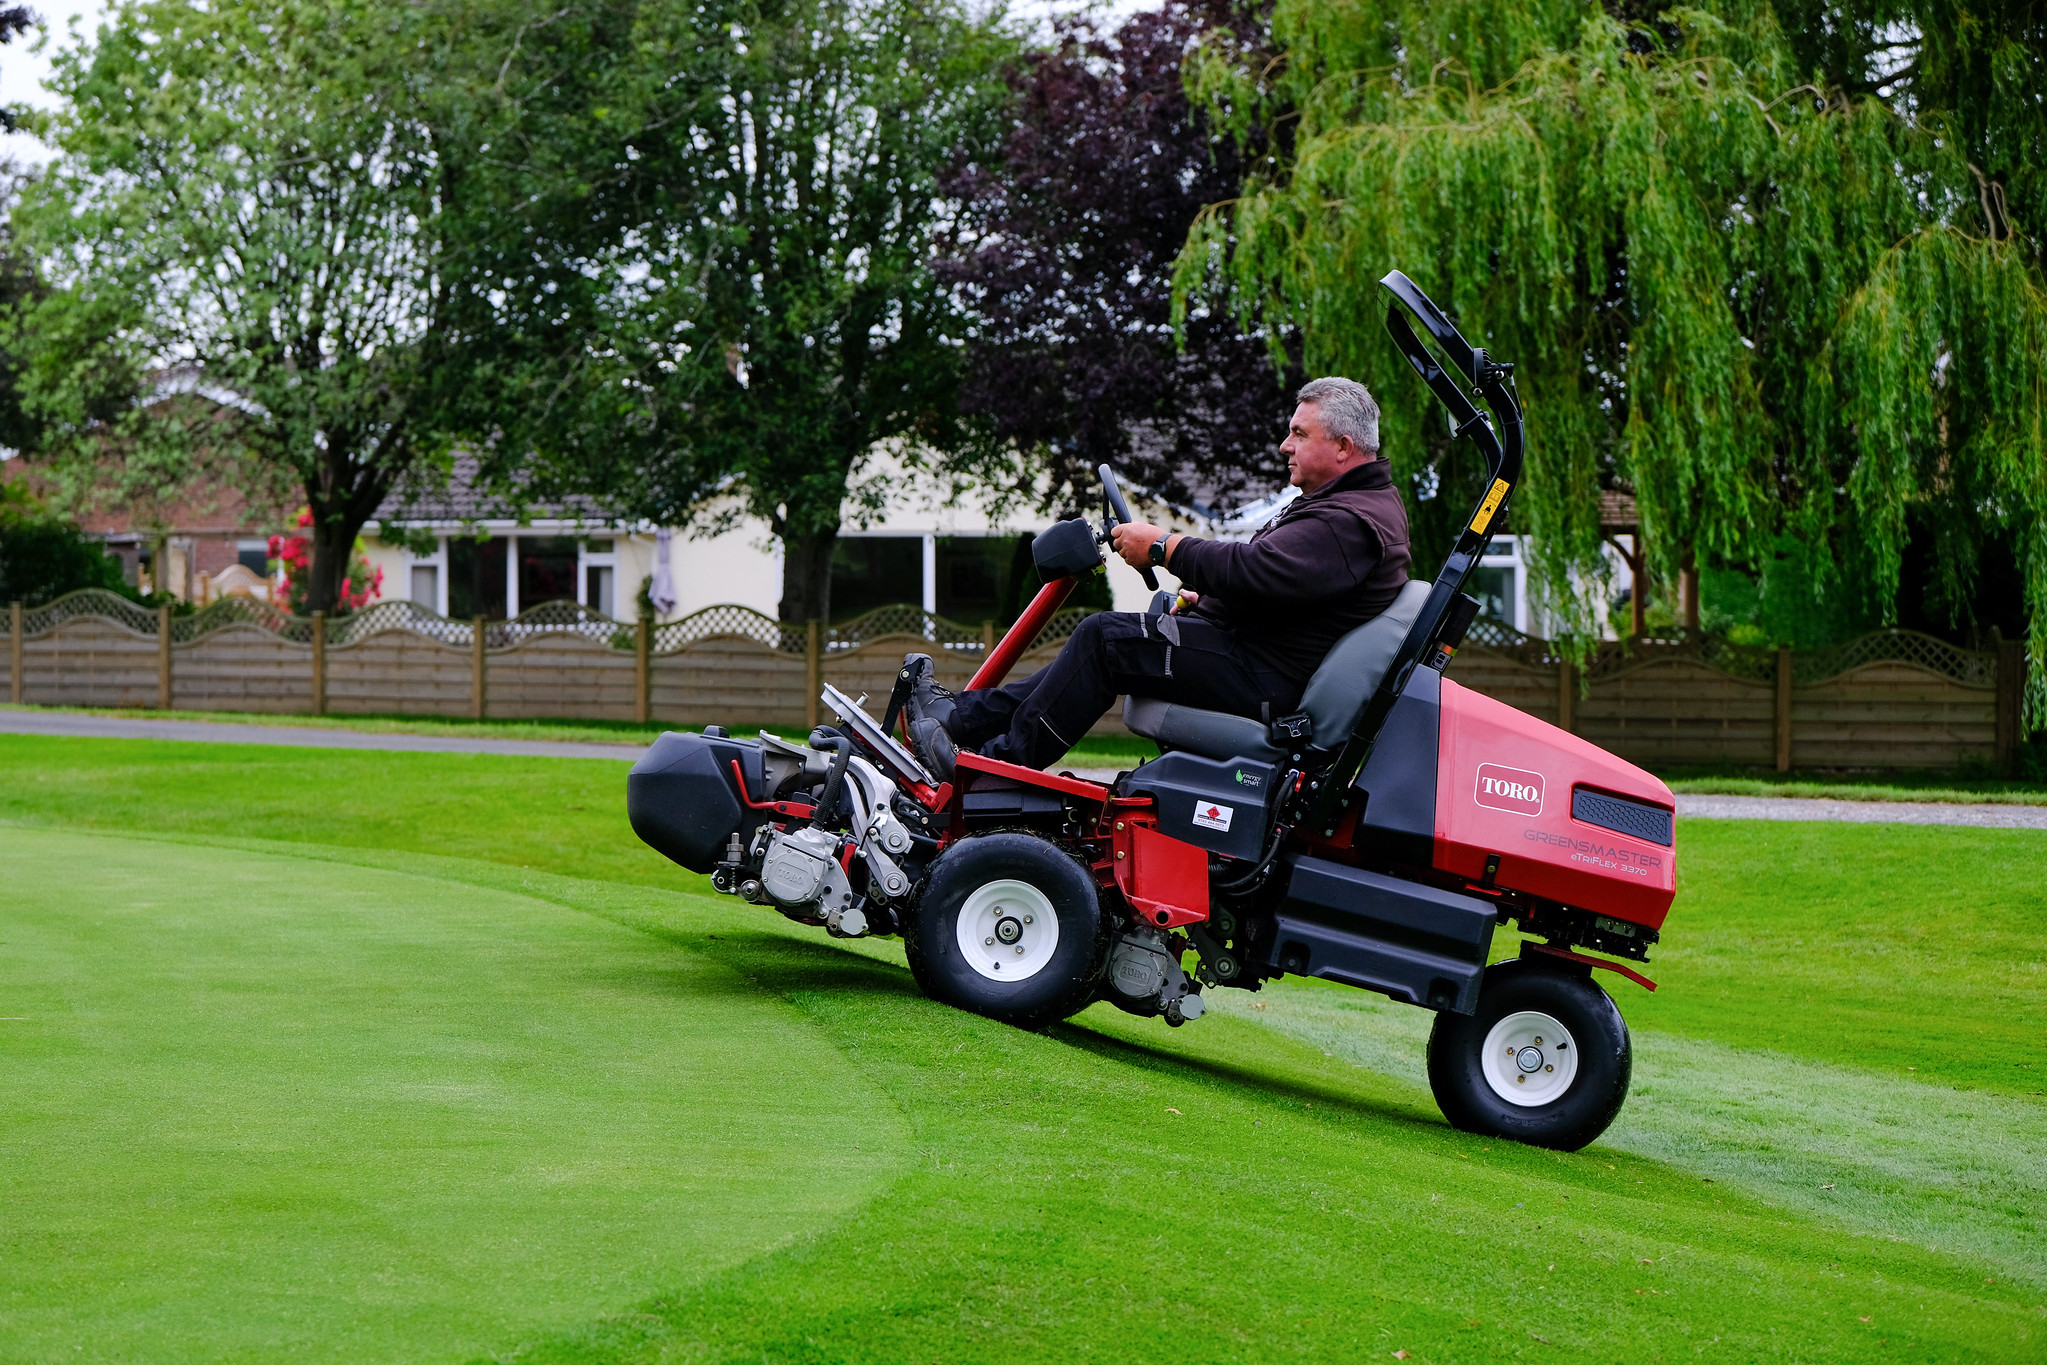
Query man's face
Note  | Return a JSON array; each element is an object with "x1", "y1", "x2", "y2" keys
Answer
[{"x1": 1280, "y1": 402, "x2": 1360, "y2": 492}]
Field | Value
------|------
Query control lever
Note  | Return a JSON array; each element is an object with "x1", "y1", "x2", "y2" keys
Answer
[{"x1": 1097, "y1": 462, "x2": 1161, "y2": 592}]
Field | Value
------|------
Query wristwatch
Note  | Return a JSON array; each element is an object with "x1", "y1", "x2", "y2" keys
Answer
[{"x1": 1147, "y1": 536, "x2": 1170, "y2": 569}]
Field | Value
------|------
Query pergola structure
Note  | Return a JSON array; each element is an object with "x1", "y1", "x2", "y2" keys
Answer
[{"x1": 1598, "y1": 489, "x2": 1698, "y2": 638}]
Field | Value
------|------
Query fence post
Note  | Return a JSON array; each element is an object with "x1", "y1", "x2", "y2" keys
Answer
[
  {"x1": 982, "y1": 619, "x2": 996, "y2": 658},
  {"x1": 1996, "y1": 639, "x2": 2025, "y2": 776},
  {"x1": 157, "y1": 603, "x2": 173, "y2": 710},
  {"x1": 472, "y1": 617, "x2": 487, "y2": 720},
  {"x1": 635, "y1": 618, "x2": 651, "y2": 725},
  {"x1": 10, "y1": 600, "x2": 22, "y2": 705},
  {"x1": 1775, "y1": 645, "x2": 1793, "y2": 772},
  {"x1": 309, "y1": 611, "x2": 326, "y2": 716},
  {"x1": 805, "y1": 619, "x2": 822, "y2": 729},
  {"x1": 1556, "y1": 656, "x2": 1573, "y2": 733}
]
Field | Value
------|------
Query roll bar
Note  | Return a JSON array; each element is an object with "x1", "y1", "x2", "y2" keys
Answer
[{"x1": 1303, "y1": 271, "x2": 1525, "y2": 830}]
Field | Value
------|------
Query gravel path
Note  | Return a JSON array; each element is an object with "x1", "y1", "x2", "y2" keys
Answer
[
  {"x1": 6, "y1": 711, "x2": 2041, "y2": 828},
  {"x1": 1670, "y1": 793, "x2": 2047, "y2": 829}
]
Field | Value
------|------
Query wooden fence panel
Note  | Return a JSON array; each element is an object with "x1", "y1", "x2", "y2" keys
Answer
[
  {"x1": 26, "y1": 617, "x2": 161, "y2": 708},
  {"x1": 171, "y1": 624, "x2": 316, "y2": 713},
  {"x1": 651, "y1": 636, "x2": 810, "y2": 726},
  {"x1": 1792, "y1": 662, "x2": 1996, "y2": 768},
  {"x1": 5, "y1": 590, "x2": 2005, "y2": 769},
  {"x1": 1575, "y1": 659, "x2": 1775, "y2": 767},
  {"x1": 486, "y1": 633, "x2": 639, "y2": 721},
  {"x1": 326, "y1": 629, "x2": 474, "y2": 717}
]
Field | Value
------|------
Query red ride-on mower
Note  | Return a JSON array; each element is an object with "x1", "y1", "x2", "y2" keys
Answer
[{"x1": 628, "y1": 272, "x2": 1676, "y2": 1150}]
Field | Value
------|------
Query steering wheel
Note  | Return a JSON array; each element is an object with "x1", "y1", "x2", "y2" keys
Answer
[{"x1": 1097, "y1": 463, "x2": 1161, "y2": 591}]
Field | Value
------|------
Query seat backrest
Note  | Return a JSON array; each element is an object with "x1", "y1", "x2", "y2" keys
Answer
[{"x1": 1297, "y1": 579, "x2": 1432, "y2": 749}]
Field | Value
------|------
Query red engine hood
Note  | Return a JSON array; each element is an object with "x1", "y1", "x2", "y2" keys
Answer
[{"x1": 1433, "y1": 677, "x2": 1676, "y2": 929}]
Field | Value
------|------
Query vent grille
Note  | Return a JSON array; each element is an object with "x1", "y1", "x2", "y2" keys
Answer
[{"x1": 1571, "y1": 788, "x2": 1674, "y2": 846}]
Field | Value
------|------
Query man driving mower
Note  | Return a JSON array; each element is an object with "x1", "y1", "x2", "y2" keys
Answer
[{"x1": 904, "y1": 376, "x2": 1412, "y2": 776}]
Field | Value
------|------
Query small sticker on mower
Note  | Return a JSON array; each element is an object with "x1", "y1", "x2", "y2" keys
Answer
[
  {"x1": 1191, "y1": 802, "x2": 1235, "y2": 832},
  {"x1": 1475, "y1": 763, "x2": 1545, "y2": 815}
]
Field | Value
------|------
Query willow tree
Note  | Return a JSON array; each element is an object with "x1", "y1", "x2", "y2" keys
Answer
[{"x1": 1177, "y1": 0, "x2": 2046, "y2": 670}]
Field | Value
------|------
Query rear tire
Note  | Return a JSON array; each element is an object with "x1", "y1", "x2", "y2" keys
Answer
[
  {"x1": 906, "y1": 832, "x2": 1109, "y2": 1029},
  {"x1": 1426, "y1": 957, "x2": 1631, "y2": 1151}
]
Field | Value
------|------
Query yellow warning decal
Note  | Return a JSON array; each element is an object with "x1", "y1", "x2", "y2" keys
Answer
[{"x1": 1470, "y1": 478, "x2": 1510, "y2": 534}]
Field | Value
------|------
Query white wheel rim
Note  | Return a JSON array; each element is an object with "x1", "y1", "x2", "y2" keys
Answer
[
  {"x1": 954, "y1": 879, "x2": 1060, "y2": 982},
  {"x1": 1481, "y1": 1010, "x2": 1579, "y2": 1107}
]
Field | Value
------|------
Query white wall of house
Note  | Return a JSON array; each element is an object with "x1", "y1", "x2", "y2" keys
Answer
[{"x1": 361, "y1": 456, "x2": 1222, "y2": 622}]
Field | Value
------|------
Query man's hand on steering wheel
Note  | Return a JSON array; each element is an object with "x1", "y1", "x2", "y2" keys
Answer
[{"x1": 1109, "y1": 521, "x2": 1175, "y2": 570}]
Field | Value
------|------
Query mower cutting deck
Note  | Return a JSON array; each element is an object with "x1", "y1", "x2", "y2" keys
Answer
[{"x1": 628, "y1": 272, "x2": 1677, "y2": 1150}]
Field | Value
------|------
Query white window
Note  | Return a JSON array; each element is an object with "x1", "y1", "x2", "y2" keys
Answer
[
  {"x1": 579, "y1": 537, "x2": 619, "y2": 617},
  {"x1": 407, "y1": 537, "x2": 450, "y2": 615}
]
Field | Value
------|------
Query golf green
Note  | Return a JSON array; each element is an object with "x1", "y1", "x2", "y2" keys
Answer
[{"x1": 0, "y1": 829, "x2": 905, "y2": 1362}]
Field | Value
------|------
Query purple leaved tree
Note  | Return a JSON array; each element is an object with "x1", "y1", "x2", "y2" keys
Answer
[{"x1": 939, "y1": 2, "x2": 1298, "y2": 519}]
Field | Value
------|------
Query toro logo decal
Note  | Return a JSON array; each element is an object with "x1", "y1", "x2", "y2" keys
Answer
[{"x1": 1475, "y1": 764, "x2": 1545, "y2": 816}]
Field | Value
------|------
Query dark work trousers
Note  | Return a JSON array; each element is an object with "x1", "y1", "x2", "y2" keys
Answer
[{"x1": 948, "y1": 611, "x2": 1303, "y2": 771}]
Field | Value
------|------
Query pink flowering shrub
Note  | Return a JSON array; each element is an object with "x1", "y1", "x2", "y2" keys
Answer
[{"x1": 268, "y1": 507, "x2": 384, "y2": 615}]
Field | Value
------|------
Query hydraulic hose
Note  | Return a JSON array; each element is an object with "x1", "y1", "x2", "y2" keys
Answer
[{"x1": 808, "y1": 729, "x2": 854, "y2": 827}]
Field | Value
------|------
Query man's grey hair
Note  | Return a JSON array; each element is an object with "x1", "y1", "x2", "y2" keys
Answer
[{"x1": 1296, "y1": 377, "x2": 1381, "y2": 456}]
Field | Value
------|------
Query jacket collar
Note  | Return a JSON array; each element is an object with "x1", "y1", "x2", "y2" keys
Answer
[{"x1": 1306, "y1": 458, "x2": 1390, "y2": 499}]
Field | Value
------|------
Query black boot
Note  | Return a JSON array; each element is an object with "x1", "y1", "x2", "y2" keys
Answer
[{"x1": 900, "y1": 653, "x2": 959, "y2": 780}]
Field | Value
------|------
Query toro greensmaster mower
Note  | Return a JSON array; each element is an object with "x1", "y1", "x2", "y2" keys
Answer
[{"x1": 628, "y1": 272, "x2": 1676, "y2": 1151}]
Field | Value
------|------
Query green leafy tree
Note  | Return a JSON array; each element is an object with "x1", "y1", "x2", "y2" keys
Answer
[
  {"x1": 0, "y1": 477, "x2": 128, "y2": 606},
  {"x1": 8, "y1": 0, "x2": 525, "y2": 614},
  {"x1": 1178, "y1": 0, "x2": 2046, "y2": 669},
  {"x1": 498, "y1": 0, "x2": 1016, "y2": 624}
]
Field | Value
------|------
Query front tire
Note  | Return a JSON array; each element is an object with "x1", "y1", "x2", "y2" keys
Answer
[
  {"x1": 1426, "y1": 957, "x2": 1631, "y2": 1151},
  {"x1": 906, "y1": 832, "x2": 1109, "y2": 1029}
]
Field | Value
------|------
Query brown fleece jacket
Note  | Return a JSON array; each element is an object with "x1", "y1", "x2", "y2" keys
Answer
[{"x1": 1167, "y1": 459, "x2": 1413, "y2": 684}]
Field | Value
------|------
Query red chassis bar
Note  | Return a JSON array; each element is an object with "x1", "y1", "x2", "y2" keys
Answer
[{"x1": 967, "y1": 576, "x2": 1079, "y2": 691}]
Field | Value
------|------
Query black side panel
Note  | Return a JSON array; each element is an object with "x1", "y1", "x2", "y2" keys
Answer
[
  {"x1": 1254, "y1": 854, "x2": 1496, "y2": 1013},
  {"x1": 1351, "y1": 666, "x2": 1440, "y2": 863},
  {"x1": 627, "y1": 731, "x2": 759, "y2": 873},
  {"x1": 1124, "y1": 750, "x2": 1275, "y2": 861},
  {"x1": 960, "y1": 773, "x2": 1066, "y2": 826}
]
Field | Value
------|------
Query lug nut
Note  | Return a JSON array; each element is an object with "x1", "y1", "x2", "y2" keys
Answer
[
  {"x1": 1015, "y1": 946, "x2": 1024, "y2": 955},
  {"x1": 985, "y1": 937, "x2": 995, "y2": 946},
  {"x1": 1545, "y1": 1065, "x2": 1554, "y2": 1073},
  {"x1": 1515, "y1": 1075, "x2": 1525, "y2": 1084},
  {"x1": 1533, "y1": 1037, "x2": 1543, "y2": 1045},
  {"x1": 1024, "y1": 915, "x2": 1033, "y2": 924}
]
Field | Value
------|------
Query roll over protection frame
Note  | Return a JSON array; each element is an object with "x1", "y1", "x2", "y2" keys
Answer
[{"x1": 1302, "y1": 271, "x2": 1526, "y2": 830}]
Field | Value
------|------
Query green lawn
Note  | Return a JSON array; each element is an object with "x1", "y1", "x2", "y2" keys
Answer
[
  {"x1": 1665, "y1": 774, "x2": 2047, "y2": 806},
  {"x1": 1, "y1": 735, "x2": 2042, "y2": 1362}
]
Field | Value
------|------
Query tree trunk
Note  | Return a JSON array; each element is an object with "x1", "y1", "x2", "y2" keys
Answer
[
  {"x1": 779, "y1": 524, "x2": 838, "y2": 625},
  {"x1": 1680, "y1": 543, "x2": 1700, "y2": 637},
  {"x1": 304, "y1": 512, "x2": 364, "y2": 616}
]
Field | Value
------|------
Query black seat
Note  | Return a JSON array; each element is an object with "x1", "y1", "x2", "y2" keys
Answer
[{"x1": 1122, "y1": 579, "x2": 1432, "y2": 763}]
